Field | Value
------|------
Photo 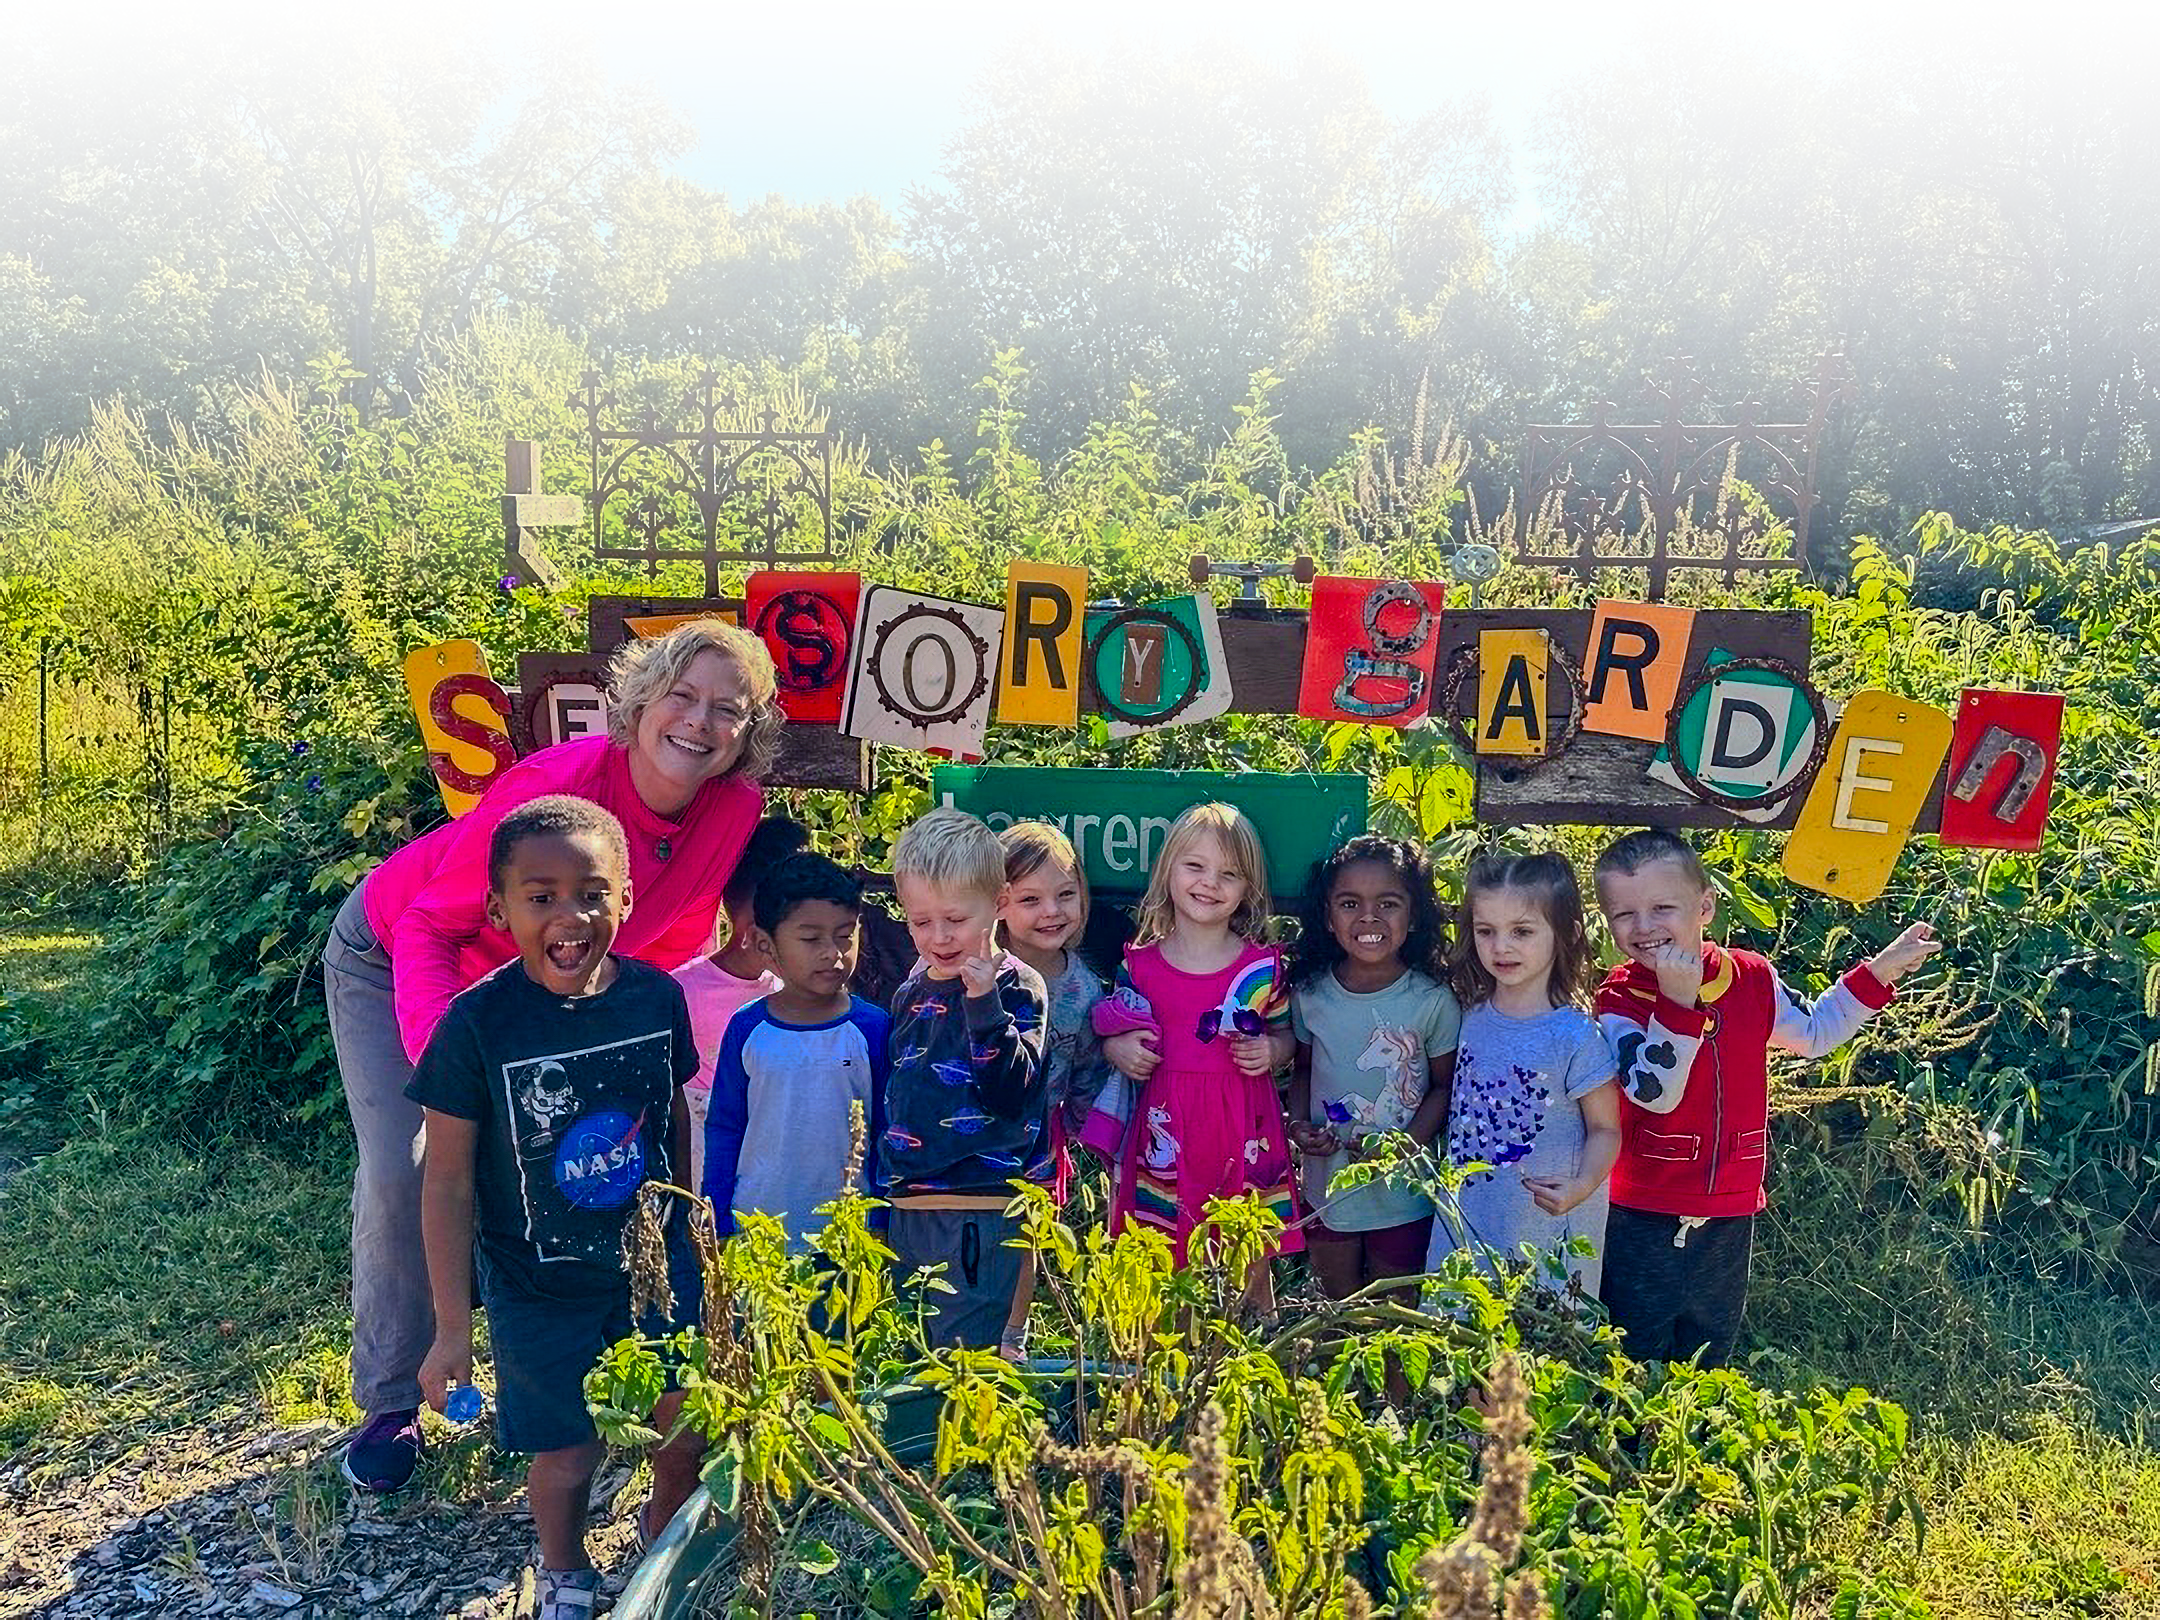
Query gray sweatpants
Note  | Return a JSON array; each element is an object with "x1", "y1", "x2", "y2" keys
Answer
[{"x1": 323, "y1": 883, "x2": 433, "y2": 1414}]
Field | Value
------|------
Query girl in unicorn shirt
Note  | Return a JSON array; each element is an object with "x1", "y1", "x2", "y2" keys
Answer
[
  {"x1": 1285, "y1": 836, "x2": 1460, "y2": 1302},
  {"x1": 1095, "y1": 803, "x2": 1301, "y2": 1300}
]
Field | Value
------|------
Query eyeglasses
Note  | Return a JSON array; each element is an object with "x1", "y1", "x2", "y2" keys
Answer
[{"x1": 1194, "y1": 1007, "x2": 1268, "y2": 1043}]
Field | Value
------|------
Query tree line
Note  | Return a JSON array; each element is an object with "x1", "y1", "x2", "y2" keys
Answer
[{"x1": 2, "y1": 36, "x2": 2154, "y2": 545}]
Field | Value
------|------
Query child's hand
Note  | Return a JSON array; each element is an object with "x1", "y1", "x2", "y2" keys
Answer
[
  {"x1": 1287, "y1": 1119, "x2": 1339, "y2": 1156},
  {"x1": 1228, "y1": 1032, "x2": 1277, "y2": 1077},
  {"x1": 1104, "y1": 1029, "x2": 1161, "y2": 1079},
  {"x1": 1868, "y1": 921, "x2": 1942, "y2": 986},
  {"x1": 959, "y1": 929, "x2": 1000, "y2": 999},
  {"x1": 1649, "y1": 942, "x2": 1704, "y2": 1008},
  {"x1": 1522, "y1": 1172, "x2": 1593, "y2": 1218},
  {"x1": 418, "y1": 1334, "x2": 473, "y2": 1415}
]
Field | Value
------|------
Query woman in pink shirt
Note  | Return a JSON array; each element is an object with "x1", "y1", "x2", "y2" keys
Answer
[{"x1": 322, "y1": 620, "x2": 780, "y2": 1492}]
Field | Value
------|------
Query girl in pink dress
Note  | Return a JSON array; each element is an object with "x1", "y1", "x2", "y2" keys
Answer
[{"x1": 1094, "y1": 803, "x2": 1302, "y2": 1290}]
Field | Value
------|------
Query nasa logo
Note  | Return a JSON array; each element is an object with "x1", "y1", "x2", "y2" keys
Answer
[{"x1": 552, "y1": 1109, "x2": 648, "y2": 1210}]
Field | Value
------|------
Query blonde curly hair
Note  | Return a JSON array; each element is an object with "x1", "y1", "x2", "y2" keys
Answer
[{"x1": 604, "y1": 619, "x2": 784, "y2": 783}]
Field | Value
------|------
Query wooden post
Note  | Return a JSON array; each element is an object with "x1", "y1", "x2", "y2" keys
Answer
[{"x1": 502, "y1": 437, "x2": 567, "y2": 591}]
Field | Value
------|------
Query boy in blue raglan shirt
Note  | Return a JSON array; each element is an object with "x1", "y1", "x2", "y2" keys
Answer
[
  {"x1": 703, "y1": 851, "x2": 889, "y2": 1250},
  {"x1": 882, "y1": 807, "x2": 1050, "y2": 1350}
]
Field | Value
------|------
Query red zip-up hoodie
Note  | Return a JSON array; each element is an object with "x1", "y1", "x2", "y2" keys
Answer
[{"x1": 1595, "y1": 945, "x2": 1893, "y2": 1218}]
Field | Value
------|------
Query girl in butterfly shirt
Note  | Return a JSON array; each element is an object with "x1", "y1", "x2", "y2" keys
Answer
[{"x1": 1095, "y1": 803, "x2": 1301, "y2": 1299}]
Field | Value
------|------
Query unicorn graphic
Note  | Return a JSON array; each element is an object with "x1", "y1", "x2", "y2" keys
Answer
[
  {"x1": 1354, "y1": 1026, "x2": 1426, "y2": 1123},
  {"x1": 1141, "y1": 1104, "x2": 1178, "y2": 1171}
]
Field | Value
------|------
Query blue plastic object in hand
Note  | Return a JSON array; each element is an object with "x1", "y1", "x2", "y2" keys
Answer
[{"x1": 444, "y1": 1384, "x2": 488, "y2": 1424}]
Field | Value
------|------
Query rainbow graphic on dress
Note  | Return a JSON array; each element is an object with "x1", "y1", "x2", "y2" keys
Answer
[{"x1": 1204, "y1": 954, "x2": 1285, "y2": 1036}]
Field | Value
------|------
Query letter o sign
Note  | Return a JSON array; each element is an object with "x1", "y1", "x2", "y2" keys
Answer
[{"x1": 867, "y1": 604, "x2": 992, "y2": 727}]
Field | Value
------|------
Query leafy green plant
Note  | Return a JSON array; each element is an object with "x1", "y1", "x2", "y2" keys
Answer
[{"x1": 592, "y1": 1154, "x2": 1921, "y2": 1619}]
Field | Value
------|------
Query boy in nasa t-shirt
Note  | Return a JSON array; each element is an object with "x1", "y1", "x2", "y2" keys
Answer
[{"x1": 406, "y1": 797, "x2": 700, "y2": 1616}]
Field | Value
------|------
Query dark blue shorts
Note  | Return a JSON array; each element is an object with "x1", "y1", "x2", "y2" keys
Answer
[{"x1": 475, "y1": 1235, "x2": 701, "y2": 1455}]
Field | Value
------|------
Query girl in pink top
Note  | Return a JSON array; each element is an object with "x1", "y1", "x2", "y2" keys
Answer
[
  {"x1": 323, "y1": 620, "x2": 780, "y2": 1493},
  {"x1": 672, "y1": 816, "x2": 809, "y2": 1189},
  {"x1": 1094, "y1": 803, "x2": 1302, "y2": 1301}
]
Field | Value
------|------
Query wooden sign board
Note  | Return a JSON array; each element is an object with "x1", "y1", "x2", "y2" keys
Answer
[
  {"x1": 503, "y1": 494, "x2": 584, "y2": 528},
  {"x1": 1442, "y1": 610, "x2": 1831, "y2": 830}
]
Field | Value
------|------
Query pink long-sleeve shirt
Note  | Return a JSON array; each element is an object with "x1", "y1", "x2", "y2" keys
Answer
[{"x1": 362, "y1": 735, "x2": 763, "y2": 1062}]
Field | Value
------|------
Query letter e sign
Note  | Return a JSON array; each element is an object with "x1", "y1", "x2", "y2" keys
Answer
[{"x1": 1782, "y1": 690, "x2": 1952, "y2": 902}]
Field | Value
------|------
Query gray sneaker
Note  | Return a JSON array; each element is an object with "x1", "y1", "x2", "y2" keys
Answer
[{"x1": 536, "y1": 1566, "x2": 602, "y2": 1620}]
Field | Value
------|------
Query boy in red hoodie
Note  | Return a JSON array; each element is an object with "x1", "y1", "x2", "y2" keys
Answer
[{"x1": 1590, "y1": 829, "x2": 1940, "y2": 1365}]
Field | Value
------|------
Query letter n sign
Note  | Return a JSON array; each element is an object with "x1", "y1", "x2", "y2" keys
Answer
[
  {"x1": 996, "y1": 562, "x2": 1087, "y2": 726},
  {"x1": 1939, "y1": 689, "x2": 2063, "y2": 851}
]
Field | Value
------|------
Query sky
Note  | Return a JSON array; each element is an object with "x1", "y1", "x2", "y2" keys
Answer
[{"x1": 17, "y1": 0, "x2": 2150, "y2": 219}]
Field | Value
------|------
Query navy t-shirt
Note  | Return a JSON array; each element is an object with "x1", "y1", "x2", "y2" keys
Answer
[{"x1": 406, "y1": 956, "x2": 697, "y2": 1298}]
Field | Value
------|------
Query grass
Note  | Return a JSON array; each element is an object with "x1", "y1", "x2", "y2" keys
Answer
[{"x1": 0, "y1": 1121, "x2": 357, "y2": 1471}]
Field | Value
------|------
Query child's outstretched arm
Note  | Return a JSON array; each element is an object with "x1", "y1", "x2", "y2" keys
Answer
[
  {"x1": 1770, "y1": 922, "x2": 1939, "y2": 1058},
  {"x1": 416, "y1": 1109, "x2": 479, "y2": 1414}
]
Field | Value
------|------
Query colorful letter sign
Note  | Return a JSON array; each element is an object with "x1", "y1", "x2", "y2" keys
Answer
[
  {"x1": 1296, "y1": 577, "x2": 1447, "y2": 726},
  {"x1": 1582, "y1": 599, "x2": 1697, "y2": 742},
  {"x1": 1650, "y1": 650, "x2": 1825, "y2": 821},
  {"x1": 1939, "y1": 689, "x2": 2064, "y2": 851},
  {"x1": 1782, "y1": 690, "x2": 1953, "y2": 902},
  {"x1": 1474, "y1": 628, "x2": 1549, "y2": 756},
  {"x1": 404, "y1": 639, "x2": 514, "y2": 814},
  {"x1": 841, "y1": 587, "x2": 1004, "y2": 757},
  {"x1": 997, "y1": 562, "x2": 1088, "y2": 727},
  {"x1": 1085, "y1": 594, "x2": 1233, "y2": 740},
  {"x1": 746, "y1": 570, "x2": 860, "y2": 725}
]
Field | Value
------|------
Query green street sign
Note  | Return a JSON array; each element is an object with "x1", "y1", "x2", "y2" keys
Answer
[{"x1": 930, "y1": 766, "x2": 1368, "y2": 898}]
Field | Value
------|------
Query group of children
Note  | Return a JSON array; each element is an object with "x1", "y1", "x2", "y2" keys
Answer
[{"x1": 405, "y1": 795, "x2": 1939, "y2": 1616}]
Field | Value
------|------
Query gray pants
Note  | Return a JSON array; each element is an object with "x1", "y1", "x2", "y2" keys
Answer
[
  {"x1": 324, "y1": 883, "x2": 432, "y2": 1414},
  {"x1": 887, "y1": 1206, "x2": 1027, "y2": 1351}
]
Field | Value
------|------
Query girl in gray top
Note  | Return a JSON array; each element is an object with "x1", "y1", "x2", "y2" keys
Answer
[{"x1": 1430, "y1": 851, "x2": 1620, "y2": 1297}]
